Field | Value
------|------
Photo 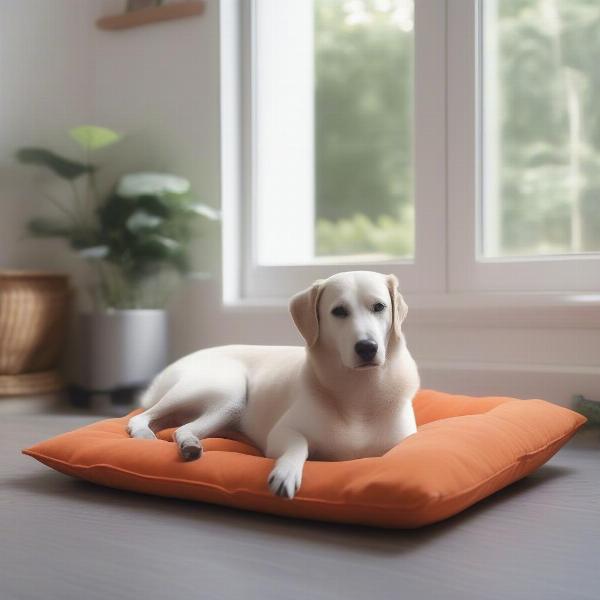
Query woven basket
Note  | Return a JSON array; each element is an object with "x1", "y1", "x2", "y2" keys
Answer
[{"x1": 0, "y1": 271, "x2": 70, "y2": 396}]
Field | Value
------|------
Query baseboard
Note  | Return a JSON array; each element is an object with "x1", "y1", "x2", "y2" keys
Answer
[{"x1": 418, "y1": 360, "x2": 599, "y2": 408}]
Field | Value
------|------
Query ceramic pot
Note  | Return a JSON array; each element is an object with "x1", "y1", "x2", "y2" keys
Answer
[{"x1": 76, "y1": 309, "x2": 168, "y2": 393}]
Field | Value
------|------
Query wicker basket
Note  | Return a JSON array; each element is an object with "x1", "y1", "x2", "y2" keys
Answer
[{"x1": 0, "y1": 271, "x2": 70, "y2": 396}]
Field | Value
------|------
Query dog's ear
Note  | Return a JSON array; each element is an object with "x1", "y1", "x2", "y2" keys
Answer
[
  {"x1": 386, "y1": 274, "x2": 408, "y2": 337},
  {"x1": 289, "y1": 279, "x2": 325, "y2": 347}
]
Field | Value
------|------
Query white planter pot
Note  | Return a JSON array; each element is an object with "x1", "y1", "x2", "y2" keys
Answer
[{"x1": 76, "y1": 310, "x2": 168, "y2": 392}]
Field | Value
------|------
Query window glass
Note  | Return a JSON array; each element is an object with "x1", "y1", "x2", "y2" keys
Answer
[
  {"x1": 482, "y1": 0, "x2": 600, "y2": 257},
  {"x1": 255, "y1": 0, "x2": 414, "y2": 265}
]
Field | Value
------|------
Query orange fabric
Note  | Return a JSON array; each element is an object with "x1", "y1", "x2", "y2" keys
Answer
[{"x1": 23, "y1": 389, "x2": 585, "y2": 528}]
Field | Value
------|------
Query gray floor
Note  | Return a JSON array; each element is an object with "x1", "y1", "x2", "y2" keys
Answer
[{"x1": 1, "y1": 413, "x2": 599, "y2": 600}]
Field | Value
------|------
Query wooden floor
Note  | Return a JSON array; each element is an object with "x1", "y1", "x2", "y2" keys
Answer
[{"x1": 1, "y1": 412, "x2": 599, "y2": 600}]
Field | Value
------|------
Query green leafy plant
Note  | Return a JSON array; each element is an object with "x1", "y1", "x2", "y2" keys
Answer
[{"x1": 17, "y1": 126, "x2": 219, "y2": 309}]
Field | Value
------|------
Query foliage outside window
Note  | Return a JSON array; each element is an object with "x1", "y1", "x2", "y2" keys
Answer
[
  {"x1": 485, "y1": 0, "x2": 600, "y2": 256},
  {"x1": 314, "y1": 0, "x2": 414, "y2": 259}
]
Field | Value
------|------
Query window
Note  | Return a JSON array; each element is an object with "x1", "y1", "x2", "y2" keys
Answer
[
  {"x1": 236, "y1": 0, "x2": 445, "y2": 298},
  {"x1": 225, "y1": 0, "x2": 600, "y2": 301},
  {"x1": 251, "y1": 0, "x2": 419, "y2": 277},
  {"x1": 314, "y1": 0, "x2": 415, "y2": 262},
  {"x1": 449, "y1": 0, "x2": 600, "y2": 292},
  {"x1": 255, "y1": 0, "x2": 415, "y2": 266},
  {"x1": 482, "y1": 0, "x2": 600, "y2": 258}
]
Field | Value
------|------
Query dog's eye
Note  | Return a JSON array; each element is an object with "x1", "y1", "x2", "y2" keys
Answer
[
  {"x1": 331, "y1": 306, "x2": 349, "y2": 318},
  {"x1": 372, "y1": 302, "x2": 386, "y2": 313}
]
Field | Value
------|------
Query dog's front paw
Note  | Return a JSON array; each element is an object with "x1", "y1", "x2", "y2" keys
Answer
[
  {"x1": 268, "y1": 461, "x2": 302, "y2": 499},
  {"x1": 127, "y1": 415, "x2": 156, "y2": 440}
]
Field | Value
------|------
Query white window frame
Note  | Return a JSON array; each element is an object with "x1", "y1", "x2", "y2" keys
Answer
[
  {"x1": 231, "y1": 0, "x2": 446, "y2": 300},
  {"x1": 448, "y1": 0, "x2": 600, "y2": 292},
  {"x1": 222, "y1": 0, "x2": 600, "y2": 305}
]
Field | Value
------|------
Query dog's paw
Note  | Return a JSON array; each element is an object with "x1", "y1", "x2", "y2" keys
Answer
[
  {"x1": 127, "y1": 416, "x2": 156, "y2": 440},
  {"x1": 179, "y1": 439, "x2": 203, "y2": 461},
  {"x1": 130, "y1": 428, "x2": 156, "y2": 440},
  {"x1": 173, "y1": 427, "x2": 203, "y2": 461},
  {"x1": 268, "y1": 461, "x2": 302, "y2": 499}
]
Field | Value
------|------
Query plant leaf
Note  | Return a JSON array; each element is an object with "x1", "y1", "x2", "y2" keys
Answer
[
  {"x1": 117, "y1": 173, "x2": 191, "y2": 197},
  {"x1": 135, "y1": 235, "x2": 182, "y2": 261},
  {"x1": 97, "y1": 193, "x2": 136, "y2": 230},
  {"x1": 27, "y1": 217, "x2": 72, "y2": 238},
  {"x1": 69, "y1": 228, "x2": 103, "y2": 250},
  {"x1": 136, "y1": 194, "x2": 171, "y2": 217},
  {"x1": 77, "y1": 245, "x2": 110, "y2": 259},
  {"x1": 186, "y1": 203, "x2": 221, "y2": 220},
  {"x1": 126, "y1": 210, "x2": 164, "y2": 233},
  {"x1": 17, "y1": 148, "x2": 94, "y2": 180},
  {"x1": 69, "y1": 126, "x2": 122, "y2": 151}
]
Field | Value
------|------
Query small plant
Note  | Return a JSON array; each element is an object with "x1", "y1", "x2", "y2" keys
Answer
[{"x1": 17, "y1": 126, "x2": 219, "y2": 309}]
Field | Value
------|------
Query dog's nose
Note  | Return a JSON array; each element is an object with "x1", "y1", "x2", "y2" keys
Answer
[{"x1": 354, "y1": 339, "x2": 378, "y2": 362}]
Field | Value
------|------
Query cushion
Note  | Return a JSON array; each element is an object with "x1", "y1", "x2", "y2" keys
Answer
[{"x1": 22, "y1": 389, "x2": 585, "y2": 528}]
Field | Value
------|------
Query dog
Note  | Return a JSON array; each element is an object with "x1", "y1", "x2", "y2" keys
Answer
[{"x1": 127, "y1": 271, "x2": 419, "y2": 499}]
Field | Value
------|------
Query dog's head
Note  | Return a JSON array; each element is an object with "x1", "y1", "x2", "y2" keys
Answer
[{"x1": 289, "y1": 271, "x2": 407, "y2": 369}]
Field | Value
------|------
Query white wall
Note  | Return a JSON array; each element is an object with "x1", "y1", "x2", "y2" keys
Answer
[
  {"x1": 88, "y1": 0, "x2": 225, "y2": 358},
  {"x1": 2, "y1": 0, "x2": 598, "y2": 407},
  {"x1": 90, "y1": 0, "x2": 221, "y2": 277},
  {"x1": 0, "y1": 0, "x2": 221, "y2": 287},
  {"x1": 0, "y1": 0, "x2": 93, "y2": 272}
]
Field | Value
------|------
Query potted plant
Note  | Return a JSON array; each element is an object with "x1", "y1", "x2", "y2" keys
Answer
[{"x1": 17, "y1": 126, "x2": 219, "y2": 404}]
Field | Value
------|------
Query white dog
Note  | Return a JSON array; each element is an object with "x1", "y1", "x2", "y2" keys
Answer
[{"x1": 127, "y1": 271, "x2": 419, "y2": 499}]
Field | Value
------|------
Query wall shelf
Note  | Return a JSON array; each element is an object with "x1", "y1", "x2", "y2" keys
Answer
[{"x1": 96, "y1": 1, "x2": 205, "y2": 31}]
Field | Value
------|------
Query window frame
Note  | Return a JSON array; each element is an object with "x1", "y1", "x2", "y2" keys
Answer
[
  {"x1": 237, "y1": 0, "x2": 447, "y2": 300},
  {"x1": 447, "y1": 0, "x2": 600, "y2": 292},
  {"x1": 223, "y1": 0, "x2": 600, "y2": 304}
]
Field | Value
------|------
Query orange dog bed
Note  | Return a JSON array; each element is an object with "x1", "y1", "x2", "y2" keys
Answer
[{"x1": 23, "y1": 390, "x2": 585, "y2": 528}]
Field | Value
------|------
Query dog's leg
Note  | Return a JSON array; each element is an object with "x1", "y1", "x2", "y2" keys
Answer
[
  {"x1": 173, "y1": 408, "x2": 236, "y2": 460},
  {"x1": 127, "y1": 411, "x2": 157, "y2": 440},
  {"x1": 266, "y1": 426, "x2": 308, "y2": 499},
  {"x1": 127, "y1": 374, "x2": 222, "y2": 441},
  {"x1": 399, "y1": 401, "x2": 418, "y2": 439},
  {"x1": 128, "y1": 361, "x2": 246, "y2": 452}
]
